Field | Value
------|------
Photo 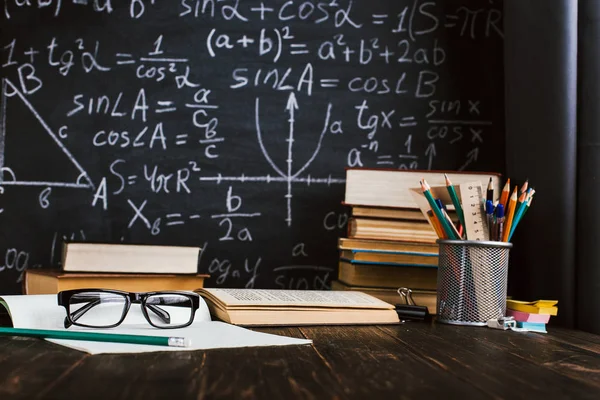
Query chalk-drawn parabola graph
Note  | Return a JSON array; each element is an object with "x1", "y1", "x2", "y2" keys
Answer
[{"x1": 198, "y1": 94, "x2": 345, "y2": 226}]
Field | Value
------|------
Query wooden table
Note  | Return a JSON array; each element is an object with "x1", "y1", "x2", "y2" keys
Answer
[{"x1": 1, "y1": 322, "x2": 600, "y2": 399}]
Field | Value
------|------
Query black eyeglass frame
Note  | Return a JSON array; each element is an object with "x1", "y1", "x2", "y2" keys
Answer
[{"x1": 57, "y1": 288, "x2": 201, "y2": 329}]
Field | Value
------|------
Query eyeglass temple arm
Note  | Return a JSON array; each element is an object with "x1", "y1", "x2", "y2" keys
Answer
[{"x1": 64, "y1": 297, "x2": 171, "y2": 328}]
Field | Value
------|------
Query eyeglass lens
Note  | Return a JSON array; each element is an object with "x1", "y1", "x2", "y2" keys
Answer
[
  {"x1": 145, "y1": 294, "x2": 193, "y2": 328},
  {"x1": 68, "y1": 292, "x2": 127, "y2": 327}
]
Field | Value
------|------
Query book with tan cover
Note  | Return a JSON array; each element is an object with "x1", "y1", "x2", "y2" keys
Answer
[
  {"x1": 338, "y1": 260, "x2": 437, "y2": 290},
  {"x1": 24, "y1": 270, "x2": 209, "y2": 294},
  {"x1": 330, "y1": 280, "x2": 437, "y2": 314},
  {"x1": 347, "y1": 217, "x2": 438, "y2": 243},
  {"x1": 344, "y1": 168, "x2": 501, "y2": 209},
  {"x1": 350, "y1": 205, "x2": 458, "y2": 221},
  {"x1": 340, "y1": 249, "x2": 438, "y2": 267},
  {"x1": 62, "y1": 242, "x2": 201, "y2": 274},
  {"x1": 195, "y1": 288, "x2": 399, "y2": 326},
  {"x1": 338, "y1": 237, "x2": 438, "y2": 254}
]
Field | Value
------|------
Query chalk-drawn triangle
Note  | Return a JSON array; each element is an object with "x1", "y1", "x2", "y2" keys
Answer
[{"x1": 0, "y1": 79, "x2": 94, "y2": 190}]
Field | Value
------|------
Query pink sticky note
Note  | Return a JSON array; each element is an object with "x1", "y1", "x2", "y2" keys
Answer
[{"x1": 507, "y1": 309, "x2": 551, "y2": 323}]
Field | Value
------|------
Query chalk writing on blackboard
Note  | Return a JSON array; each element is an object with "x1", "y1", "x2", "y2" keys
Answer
[{"x1": 0, "y1": 0, "x2": 504, "y2": 293}]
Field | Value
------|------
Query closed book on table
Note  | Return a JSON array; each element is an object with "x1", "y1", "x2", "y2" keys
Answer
[
  {"x1": 350, "y1": 206, "x2": 429, "y2": 221},
  {"x1": 347, "y1": 218, "x2": 438, "y2": 243},
  {"x1": 338, "y1": 260, "x2": 437, "y2": 290},
  {"x1": 338, "y1": 237, "x2": 438, "y2": 254},
  {"x1": 344, "y1": 168, "x2": 501, "y2": 209},
  {"x1": 24, "y1": 270, "x2": 209, "y2": 294},
  {"x1": 62, "y1": 242, "x2": 201, "y2": 274},
  {"x1": 339, "y1": 249, "x2": 438, "y2": 267},
  {"x1": 330, "y1": 280, "x2": 437, "y2": 314}
]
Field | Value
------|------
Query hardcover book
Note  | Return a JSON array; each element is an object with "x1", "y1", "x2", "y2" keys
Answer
[{"x1": 62, "y1": 242, "x2": 201, "y2": 274}]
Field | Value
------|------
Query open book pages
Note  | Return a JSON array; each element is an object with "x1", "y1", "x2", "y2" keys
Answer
[
  {"x1": 195, "y1": 289, "x2": 399, "y2": 326},
  {"x1": 0, "y1": 294, "x2": 310, "y2": 354}
]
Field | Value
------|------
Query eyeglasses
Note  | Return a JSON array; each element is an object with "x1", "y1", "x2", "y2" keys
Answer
[{"x1": 57, "y1": 289, "x2": 201, "y2": 329}]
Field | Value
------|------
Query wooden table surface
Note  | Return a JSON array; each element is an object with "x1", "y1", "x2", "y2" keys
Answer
[{"x1": 1, "y1": 322, "x2": 600, "y2": 399}]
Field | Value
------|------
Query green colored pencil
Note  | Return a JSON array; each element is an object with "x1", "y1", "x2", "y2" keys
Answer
[
  {"x1": 421, "y1": 179, "x2": 459, "y2": 240},
  {"x1": 444, "y1": 174, "x2": 466, "y2": 230},
  {"x1": 0, "y1": 327, "x2": 191, "y2": 347},
  {"x1": 508, "y1": 193, "x2": 534, "y2": 241}
]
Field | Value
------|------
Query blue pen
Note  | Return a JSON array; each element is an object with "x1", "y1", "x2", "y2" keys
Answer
[
  {"x1": 495, "y1": 204, "x2": 505, "y2": 242},
  {"x1": 485, "y1": 200, "x2": 494, "y2": 240},
  {"x1": 435, "y1": 198, "x2": 446, "y2": 211}
]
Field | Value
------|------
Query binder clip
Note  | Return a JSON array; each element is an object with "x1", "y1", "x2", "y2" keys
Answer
[
  {"x1": 486, "y1": 316, "x2": 517, "y2": 330},
  {"x1": 395, "y1": 288, "x2": 429, "y2": 322}
]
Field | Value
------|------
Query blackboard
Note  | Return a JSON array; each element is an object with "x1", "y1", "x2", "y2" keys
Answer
[{"x1": 0, "y1": 0, "x2": 504, "y2": 294}]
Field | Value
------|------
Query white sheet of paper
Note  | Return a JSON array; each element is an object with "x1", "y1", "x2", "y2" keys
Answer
[{"x1": 0, "y1": 294, "x2": 311, "y2": 354}]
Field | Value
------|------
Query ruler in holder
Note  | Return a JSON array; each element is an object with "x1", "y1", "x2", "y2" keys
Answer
[{"x1": 459, "y1": 182, "x2": 489, "y2": 241}]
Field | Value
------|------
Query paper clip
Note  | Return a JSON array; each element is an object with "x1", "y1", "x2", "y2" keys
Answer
[
  {"x1": 486, "y1": 316, "x2": 517, "y2": 330},
  {"x1": 395, "y1": 288, "x2": 429, "y2": 322}
]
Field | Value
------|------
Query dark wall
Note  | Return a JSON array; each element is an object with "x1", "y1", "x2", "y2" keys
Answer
[{"x1": 0, "y1": 0, "x2": 504, "y2": 293}]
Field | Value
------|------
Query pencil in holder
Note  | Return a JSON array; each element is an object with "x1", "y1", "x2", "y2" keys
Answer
[{"x1": 436, "y1": 240, "x2": 512, "y2": 326}]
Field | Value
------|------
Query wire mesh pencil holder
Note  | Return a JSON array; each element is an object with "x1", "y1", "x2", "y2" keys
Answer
[{"x1": 436, "y1": 240, "x2": 512, "y2": 326}]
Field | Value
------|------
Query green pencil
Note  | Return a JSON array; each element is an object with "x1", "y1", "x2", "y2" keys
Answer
[
  {"x1": 0, "y1": 327, "x2": 191, "y2": 348},
  {"x1": 444, "y1": 174, "x2": 466, "y2": 230},
  {"x1": 508, "y1": 192, "x2": 534, "y2": 241},
  {"x1": 421, "y1": 179, "x2": 459, "y2": 240}
]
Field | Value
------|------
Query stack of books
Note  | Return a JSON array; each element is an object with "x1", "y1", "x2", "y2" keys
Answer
[
  {"x1": 506, "y1": 300, "x2": 558, "y2": 333},
  {"x1": 24, "y1": 242, "x2": 208, "y2": 294},
  {"x1": 332, "y1": 168, "x2": 498, "y2": 313}
]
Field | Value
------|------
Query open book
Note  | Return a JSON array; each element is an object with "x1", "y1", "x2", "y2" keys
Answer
[
  {"x1": 195, "y1": 289, "x2": 400, "y2": 326},
  {"x1": 0, "y1": 294, "x2": 310, "y2": 354}
]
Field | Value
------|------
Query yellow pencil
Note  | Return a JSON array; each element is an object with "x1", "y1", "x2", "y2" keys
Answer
[
  {"x1": 426, "y1": 210, "x2": 446, "y2": 239},
  {"x1": 499, "y1": 179, "x2": 510, "y2": 210},
  {"x1": 502, "y1": 187, "x2": 518, "y2": 242}
]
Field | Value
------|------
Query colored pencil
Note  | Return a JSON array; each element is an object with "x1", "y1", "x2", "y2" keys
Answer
[
  {"x1": 444, "y1": 174, "x2": 466, "y2": 230},
  {"x1": 421, "y1": 179, "x2": 459, "y2": 240},
  {"x1": 499, "y1": 179, "x2": 510, "y2": 210},
  {"x1": 0, "y1": 327, "x2": 191, "y2": 347},
  {"x1": 513, "y1": 190, "x2": 527, "y2": 220},
  {"x1": 508, "y1": 189, "x2": 535, "y2": 241},
  {"x1": 502, "y1": 187, "x2": 518, "y2": 242},
  {"x1": 520, "y1": 179, "x2": 529, "y2": 195},
  {"x1": 442, "y1": 208, "x2": 461, "y2": 239},
  {"x1": 427, "y1": 210, "x2": 446, "y2": 239}
]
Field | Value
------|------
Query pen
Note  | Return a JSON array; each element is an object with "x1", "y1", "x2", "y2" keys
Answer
[
  {"x1": 495, "y1": 204, "x2": 505, "y2": 242},
  {"x1": 485, "y1": 200, "x2": 494, "y2": 241},
  {"x1": 0, "y1": 327, "x2": 191, "y2": 348}
]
